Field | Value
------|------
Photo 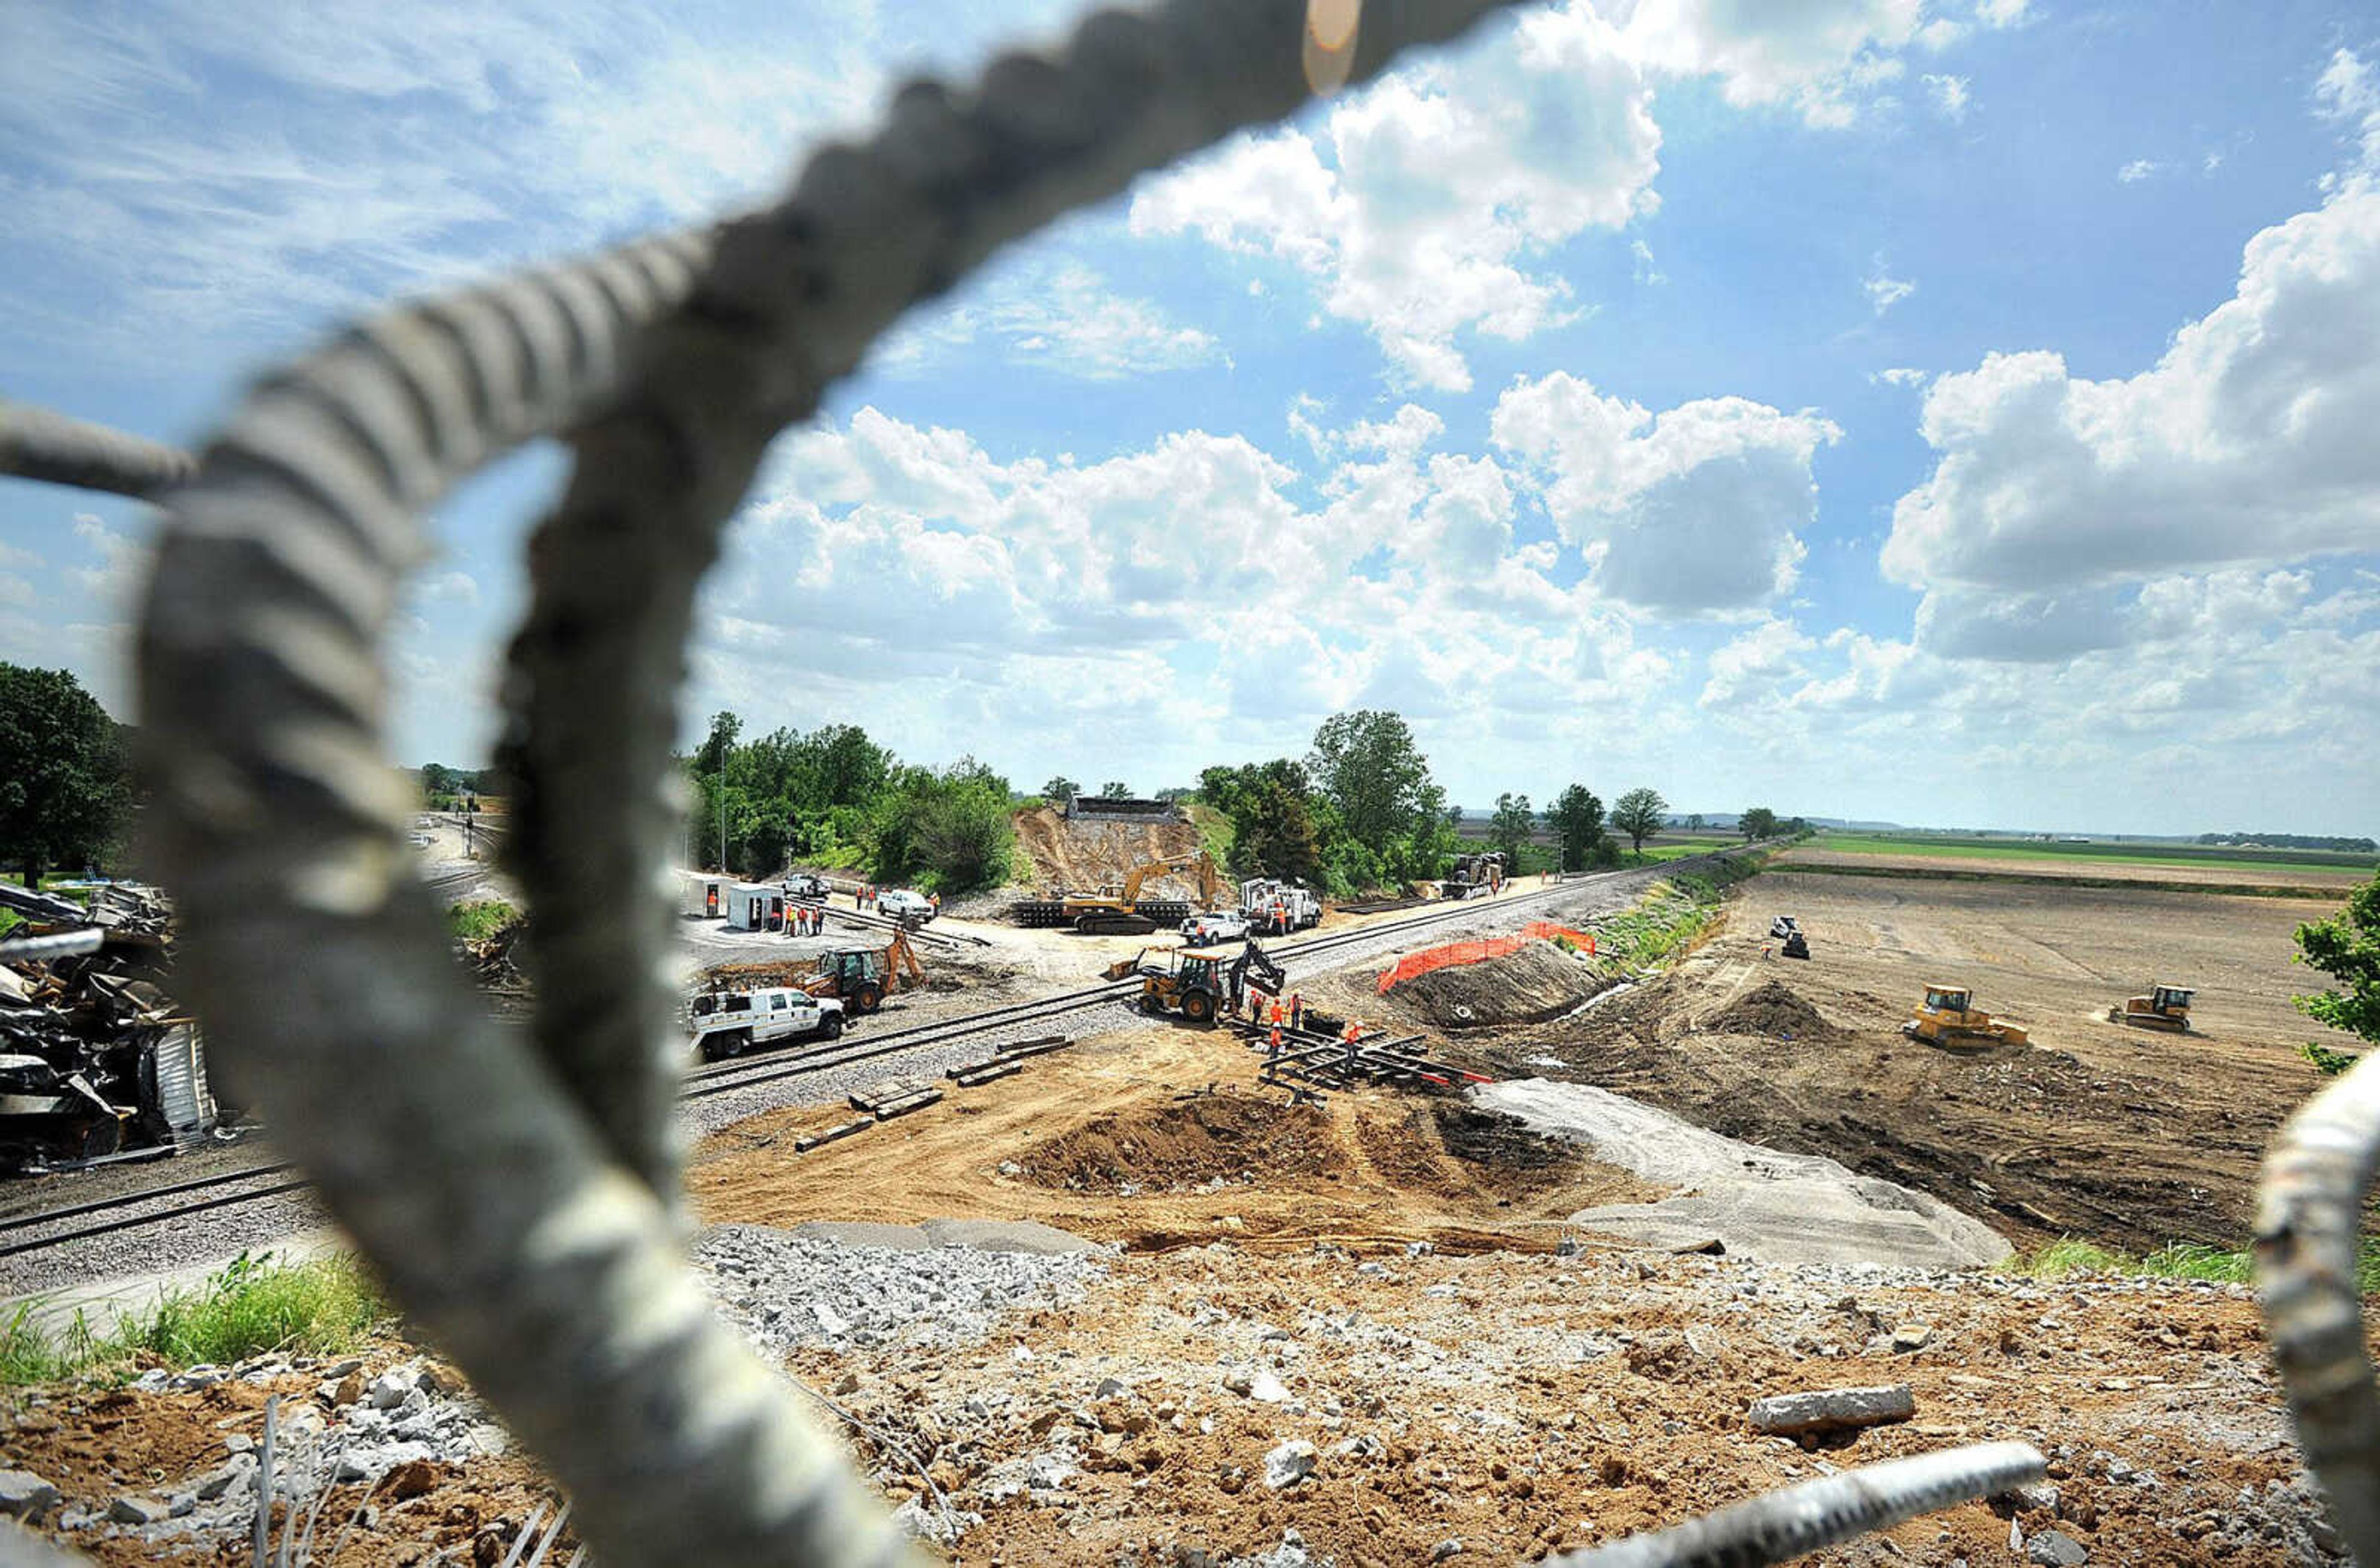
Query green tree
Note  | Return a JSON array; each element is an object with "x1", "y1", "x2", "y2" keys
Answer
[
  {"x1": 2295, "y1": 870, "x2": 2380, "y2": 1049},
  {"x1": 1199, "y1": 760, "x2": 1324, "y2": 887},
  {"x1": 1489, "y1": 792, "x2": 1535, "y2": 864},
  {"x1": 1041, "y1": 776, "x2": 1080, "y2": 803},
  {"x1": 870, "y1": 757, "x2": 1015, "y2": 893},
  {"x1": 1097, "y1": 780, "x2": 1132, "y2": 798},
  {"x1": 1307, "y1": 710, "x2": 1445, "y2": 860},
  {"x1": 1548, "y1": 785, "x2": 1605, "y2": 871},
  {"x1": 694, "y1": 710, "x2": 741, "y2": 776},
  {"x1": 420, "y1": 762, "x2": 455, "y2": 802},
  {"x1": 0, "y1": 664, "x2": 130, "y2": 887},
  {"x1": 1687, "y1": 813, "x2": 1706, "y2": 833},
  {"x1": 1740, "y1": 806, "x2": 1779, "y2": 842},
  {"x1": 1611, "y1": 787, "x2": 1668, "y2": 856}
]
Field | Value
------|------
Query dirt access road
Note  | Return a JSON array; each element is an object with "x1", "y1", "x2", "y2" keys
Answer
[{"x1": 1487, "y1": 868, "x2": 2344, "y2": 1254}]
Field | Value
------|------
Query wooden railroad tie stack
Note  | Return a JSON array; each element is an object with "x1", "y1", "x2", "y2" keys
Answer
[
  {"x1": 793, "y1": 1036, "x2": 1078, "y2": 1152},
  {"x1": 1235, "y1": 1019, "x2": 1494, "y2": 1093}
]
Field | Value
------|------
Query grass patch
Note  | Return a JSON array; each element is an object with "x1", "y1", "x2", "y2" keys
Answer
[
  {"x1": 1186, "y1": 802, "x2": 1235, "y2": 872},
  {"x1": 1808, "y1": 832, "x2": 2372, "y2": 877},
  {"x1": 1, "y1": 1252, "x2": 389, "y2": 1387},
  {"x1": 2303, "y1": 1041, "x2": 2366, "y2": 1077},
  {"x1": 2003, "y1": 1236, "x2": 2380, "y2": 1292},
  {"x1": 1589, "y1": 856, "x2": 1764, "y2": 971},
  {"x1": 446, "y1": 899, "x2": 519, "y2": 941}
]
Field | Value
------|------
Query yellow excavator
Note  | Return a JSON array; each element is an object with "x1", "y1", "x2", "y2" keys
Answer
[
  {"x1": 1902, "y1": 982, "x2": 2029, "y2": 1049},
  {"x1": 2109, "y1": 981, "x2": 2195, "y2": 1033},
  {"x1": 1061, "y1": 851, "x2": 1224, "y2": 934}
]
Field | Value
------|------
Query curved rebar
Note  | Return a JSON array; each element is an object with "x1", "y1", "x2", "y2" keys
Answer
[
  {"x1": 490, "y1": 0, "x2": 1521, "y2": 1204},
  {"x1": 133, "y1": 4, "x2": 1523, "y2": 1567},
  {"x1": 0, "y1": 399, "x2": 197, "y2": 499},
  {"x1": 1548, "y1": 1442, "x2": 2047, "y2": 1568},
  {"x1": 2254, "y1": 1049, "x2": 2380, "y2": 1564}
]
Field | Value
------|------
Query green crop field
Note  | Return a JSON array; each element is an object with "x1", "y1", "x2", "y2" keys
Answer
[{"x1": 1806, "y1": 833, "x2": 2374, "y2": 878}]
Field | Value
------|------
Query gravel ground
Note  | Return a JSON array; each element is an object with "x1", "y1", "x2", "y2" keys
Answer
[{"x1": 695, "y1": 1223, "x2": 1113, "y2": 1355}]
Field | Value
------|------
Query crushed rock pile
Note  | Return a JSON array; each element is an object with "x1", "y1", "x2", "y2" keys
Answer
[
  {"x1": 694, "y1": 1222, "x2": 1114, "y2": 1355},
  {"x1": 1477, "y1": 1077, "x2": 2012, "y2": 1269},
  {"x1": 15, "y1": 1353, "x2": 514, "y2": 1556},
  {"x1": 1395, "y1": 939, "x2": 1610, "y2": 1029}
]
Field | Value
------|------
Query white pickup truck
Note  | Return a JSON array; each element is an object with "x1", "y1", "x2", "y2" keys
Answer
[{"x1": 687, "y1": 986, "x2": 845, "y2": 1061}]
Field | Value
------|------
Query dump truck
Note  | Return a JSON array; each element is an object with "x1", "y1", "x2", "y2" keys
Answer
[
  {"x1": 800, "y1": 930, "x2": 924, "y2": 1015},
  {"x1": 1902, "y1": 983, "x2": 2027, "y2": 1048},
  {"x1": 1105, "y1": 938, "x2": 1285, "y2": 1026},
  {"x1": 2109, "y1": 982, "x2": 2194, "y2": 1033}
]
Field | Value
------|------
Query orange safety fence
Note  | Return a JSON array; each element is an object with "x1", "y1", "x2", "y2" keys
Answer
[{"x1": 1376, "y1": 922, "x2": 1597, "y2": 993}]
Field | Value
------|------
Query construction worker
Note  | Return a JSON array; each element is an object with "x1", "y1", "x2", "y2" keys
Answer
[
  {"x1": 929, "y1": 891, "x2": 941, "y2": 917},
  {"x1": 1289, "y1": 992, "x2": 1303, "y2": 1033},
  {"x1": 1343, "y1": 1020, "x2": 1362, "y2": 1047},
  {"x1": 1268, "y1": 1022, "x2": 1283, "y2": 1060},
  {"x1": 1269, "y1": 997, "x2": 1285, "y2": 1031}
]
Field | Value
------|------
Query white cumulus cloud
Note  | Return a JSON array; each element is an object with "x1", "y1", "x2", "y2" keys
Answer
[{"x1": 1491, "y1": 372, "x2": 1840, "y2": 617}]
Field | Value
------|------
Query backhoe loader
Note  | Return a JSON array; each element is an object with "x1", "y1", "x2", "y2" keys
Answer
[
  {"x1": 799, "y1": 929, "x2": 924, "y2": 1015},
  {"x1": 1104, "y1": 938, "x2": 1285, "y2": 1026}
]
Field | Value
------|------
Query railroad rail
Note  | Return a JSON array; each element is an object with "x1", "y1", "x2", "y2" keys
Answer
[{"x1": 0, "y1": 853, "x2": 1737, "y2": 1264}]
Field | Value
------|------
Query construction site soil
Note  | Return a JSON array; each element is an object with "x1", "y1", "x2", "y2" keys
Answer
[
  {"x1": 11, "y1": 863, "x2": 2373, "y2": 1566},
  {"x1": 689, "y1": 1028, "x2": 1662, "y2": 1254},
  {"x1": 1480, "y1": 869, "x2": 2345, "y2": 1254}
]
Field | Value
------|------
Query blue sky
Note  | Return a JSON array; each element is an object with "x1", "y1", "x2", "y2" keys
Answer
[{"x1": 2, "y1": 0, "x2": 2376, "y2": 835}]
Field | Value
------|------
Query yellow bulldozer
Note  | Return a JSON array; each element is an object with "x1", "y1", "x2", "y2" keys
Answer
[
  {"x1": 2109, "y1": 981, "x2": 2194, "y2": 1033},
  {"x1": 1902, "y1": 982, "x2": 2029, "y2": 1048}
]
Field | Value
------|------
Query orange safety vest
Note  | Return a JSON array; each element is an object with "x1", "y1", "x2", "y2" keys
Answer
[
  {"x1": 1270, "y1": 1002, "x2": 1285, "y2": 1026},
  {"x1": 1344, "y1": 1023, "x2": 1361, "y2": 1046}
]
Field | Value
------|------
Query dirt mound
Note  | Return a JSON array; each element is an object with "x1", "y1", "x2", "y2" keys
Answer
[
  {"x1": 1016, "y1": 1096, "x2": 1345, "y2": 1194},
  {"x1": 1701, "y1": 980, "x2": 1842, "y2": 1042},
  {"x1": 1010, "y1": 807, "x2": 1203, "y2": 896},
  {"x1": 1432, "y1": 1103, "x2": 1579, "y2": 1171},
  {"x1": 1396, "y1": 939, "x2": 1606, "y2": 1029}
]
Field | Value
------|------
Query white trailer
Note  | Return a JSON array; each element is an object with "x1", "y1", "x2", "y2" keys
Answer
[{"x1": 723, "y1": 882, "x2": 778, "y2": 932}]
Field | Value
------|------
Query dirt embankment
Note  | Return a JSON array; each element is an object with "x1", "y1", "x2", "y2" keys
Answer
[
  {"x1": 1393, "y1": 940, "x2": 1611, "y2": 1029},
  {"x1": 1009, "y1": 808, "x2": 1205, "y2": 896}
]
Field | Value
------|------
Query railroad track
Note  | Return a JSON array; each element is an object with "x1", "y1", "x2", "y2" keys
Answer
[{"x1": 0, "y1": 852, "x2": 1749, "y2": 1264}]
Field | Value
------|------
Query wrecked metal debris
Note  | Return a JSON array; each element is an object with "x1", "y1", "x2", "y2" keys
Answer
[{"x1": 0, "y1": 881, "x2": 218, "y2": 1173}]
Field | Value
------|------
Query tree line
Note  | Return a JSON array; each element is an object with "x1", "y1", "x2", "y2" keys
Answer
[{"x1": 2197, "y1": 830, "x2": 2377, "y2": 855}]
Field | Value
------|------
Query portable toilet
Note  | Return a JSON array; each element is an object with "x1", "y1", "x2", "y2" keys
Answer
[{"x1": 724, "y1": 883, "x2": 774, "y2": 932}]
